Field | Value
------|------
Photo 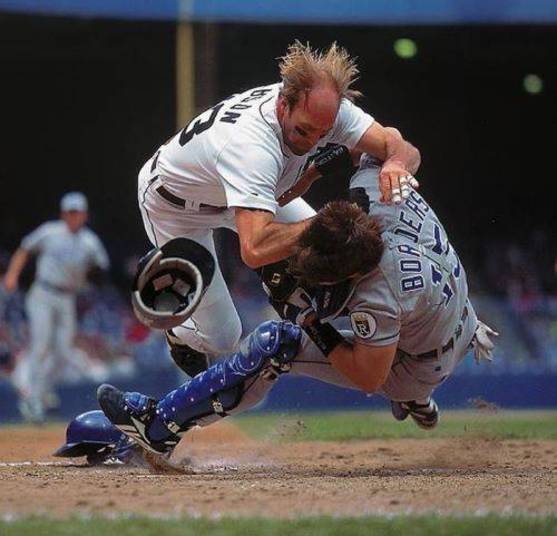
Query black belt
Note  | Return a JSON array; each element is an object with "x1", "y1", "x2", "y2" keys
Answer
[
  {"x1": 38, "y1": 280, "x2": 74, "y2": 295},
  {"x1": 151, "y1": 178, "x2": 225, "y2": 210},
  {"x1": 415, "y1": 305, "x2": 469, "y2": 360}
]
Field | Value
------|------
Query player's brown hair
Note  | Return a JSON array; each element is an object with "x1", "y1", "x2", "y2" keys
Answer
[
  {"x1": 291, "y1": 200, "x2": 384, "y2": 285},
  {"x1": 278, "y1": 41, "x2": 362, "y2": 107}
]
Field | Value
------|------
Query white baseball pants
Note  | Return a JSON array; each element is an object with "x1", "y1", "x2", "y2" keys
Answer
[{"x1": 137, "y1": 160, "x2": 315, "y2": 356}]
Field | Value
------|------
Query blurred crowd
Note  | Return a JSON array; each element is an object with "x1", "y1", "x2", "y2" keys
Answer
[
  {"x1": 0, "y1": 228, "x2": 556, "y2": 391},
  {"x1": 472, "y1": 229, "x2": 557, "y2": 368}
]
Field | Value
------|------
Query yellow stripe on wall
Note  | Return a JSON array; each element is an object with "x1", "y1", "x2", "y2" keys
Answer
[{"x1": 176, "y1": 22, "x2": 194, "y2": 129}]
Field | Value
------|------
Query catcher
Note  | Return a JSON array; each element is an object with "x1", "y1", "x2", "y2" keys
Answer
[{"x1": 96, "y1": 155, "x2": 497, "y2": 454}]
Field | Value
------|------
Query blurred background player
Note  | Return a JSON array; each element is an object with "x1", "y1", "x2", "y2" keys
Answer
[{"x1": 3, "y1": 192, "x2": 110, "y2": 422}]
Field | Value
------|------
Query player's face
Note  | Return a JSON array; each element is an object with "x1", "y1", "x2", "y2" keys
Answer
[
  {"x1": 279, "y1": 90, "x2": 338, "y2": 155},
  {"x1": 62, "y1": 210, "x2": 88, "y2": 233}
]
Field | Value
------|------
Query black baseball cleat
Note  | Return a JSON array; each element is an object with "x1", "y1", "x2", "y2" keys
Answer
[
  {"x1": 166, "y1": 330, "x2": 210, "y2": 377},
  {"x1": 97, "y1": 384, "x2": 180, "y2": 455},
  {"x1": 391, "y1": 398, "x2": 439, "y2": 430}
]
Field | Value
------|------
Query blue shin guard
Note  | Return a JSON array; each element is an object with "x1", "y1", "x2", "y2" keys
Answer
[{"x1": 148, "y1": 320, "x2": 301, "y2": 441}]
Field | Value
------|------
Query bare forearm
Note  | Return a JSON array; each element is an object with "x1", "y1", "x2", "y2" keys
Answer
[
  {"x1": 329, "y1": 340, "x2": 396, "y2": 394},
  {"x1": 356, "y1": 123, "x2": 421, "y2": 196},
  {"x1": 3, "y1": 248, "x2": 30, "y2": 291},
  {"x1": 329, "y1": 342, "x2": 376, "y2": 392},
  {"x1": 238, "y1": 215, "x2": 312, "y2": 268},
  {"x1": 6, "y1": 249, "x2": 29, "y2": 278},
  {"x1": 278, "y1": 166, "x2": 320, "y2": 206},
  {"x1": 383, "y1": 127, "x2": 421, "y2": 175}
]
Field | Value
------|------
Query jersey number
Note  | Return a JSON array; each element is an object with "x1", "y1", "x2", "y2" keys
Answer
[
  {"x1": 429, "y1": 223, "x2": 460, "y2": 306},
  {"x1": 179, "y1": 103, "x2": 224, "y2": 146}
]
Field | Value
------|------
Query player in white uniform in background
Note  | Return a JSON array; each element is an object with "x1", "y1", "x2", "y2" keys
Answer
[
  {"x1": 3, "y1": 192, "x2": 110, "y2": 422},
  {"x1": 138, "y1": 41, "x2": 421, "y2": 376}
]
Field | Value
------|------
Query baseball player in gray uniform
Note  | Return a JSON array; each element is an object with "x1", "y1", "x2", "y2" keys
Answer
[
  {"x1": 97, "y1": 157, "x2": 496, "y2": 455},
  {"x1": 3, "y1": 192, "x2": 110, "y2": 422},
  {"x1": 137, "y1": 41, "x2": 420, "y2": 377},
  {"x1": 279, "y1": 155, "x2": 497, "y2": 426}
]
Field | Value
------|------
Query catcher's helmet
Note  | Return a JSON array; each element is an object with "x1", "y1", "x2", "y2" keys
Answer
[
  {"x1": 131, "y1": 237, "x2": 215, "y2": 330},
  {"x1": 53, "y1": 410, "x2": 132, "y2": 463}
]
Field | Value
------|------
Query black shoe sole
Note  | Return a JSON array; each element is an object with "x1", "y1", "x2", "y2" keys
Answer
[{"x1": 97, "y1": 383, "x2": 127, "y2": 425}]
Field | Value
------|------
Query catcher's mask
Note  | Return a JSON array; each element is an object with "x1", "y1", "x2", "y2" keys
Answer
[
  {"x1": 131, "y1": 237, "x2": 215, "y2": 330},
  {"x1": 310, "y1": 276, "x2": 362, "y2": 323}
]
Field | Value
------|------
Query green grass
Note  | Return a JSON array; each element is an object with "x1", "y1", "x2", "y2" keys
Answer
[
  {"x1": 3, "y1": 410, "x2": 554, "y2": 441},
  {"x1": 232, "y1": 410, "x2": 557, "y2": 441},
  {"x1": 1, "y1": 515, "x2": 556, "y2": 536},
  {"x1": 1, "y1": 412, "x2": 555, "y2": 533}
]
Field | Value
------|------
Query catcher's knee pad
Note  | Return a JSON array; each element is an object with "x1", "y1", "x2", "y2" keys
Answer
[{"x1": 237, "y1": 320, "x2": 301, "y2": 372}]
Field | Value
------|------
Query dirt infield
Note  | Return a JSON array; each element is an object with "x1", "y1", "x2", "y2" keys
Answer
[{"x1": 0, "y1": 422, "x2": 555, "y2": 518}]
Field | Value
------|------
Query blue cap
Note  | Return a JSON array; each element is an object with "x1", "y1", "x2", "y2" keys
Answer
[{"x1": 60, "y1": 192, "x2": 88, "y2": 212}]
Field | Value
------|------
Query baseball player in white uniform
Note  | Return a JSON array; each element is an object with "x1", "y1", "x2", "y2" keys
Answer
[
  {"x1": 3, "y1": 192, "x2": 110, "y2": 422},
  {"x1": 137, "y1": 41, "x2": 421, "y2": 376},
  {"x1": 96, "y1": 156, "x2": 497, "y2": 455}
]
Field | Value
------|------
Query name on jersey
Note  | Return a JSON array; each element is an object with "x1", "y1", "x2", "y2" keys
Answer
[
  {"x1": 393, "y1": 191, "x2": 430, "y2": 293},
  {"x1": 219, "y1": 88, "x2": 273, "y2": 124},
  {"x1": 179, "y1": 88, "x2": 273, "y2": 146},
  {"x1": 393, "y1": 190, "x2": 461, "y2": 305}
]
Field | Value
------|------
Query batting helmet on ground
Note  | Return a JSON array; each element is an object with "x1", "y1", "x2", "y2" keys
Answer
[
  {"x1": 53, "y1": 410, "x2": 136, "y2": 464},
  {"x1": 131, "y1": 237, "x2": 216, "y2": 330}
]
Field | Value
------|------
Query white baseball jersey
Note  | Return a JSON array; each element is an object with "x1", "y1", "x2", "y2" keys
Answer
[
  {"x1": 152, "y1": 83, "x2": 374, "y2": 213},
  {"x1": 346, "y1": 156, "x2": 474, "y2": 355},
  {"x1": 21, "y1": 221, "x2": 110, "y2": 293}
]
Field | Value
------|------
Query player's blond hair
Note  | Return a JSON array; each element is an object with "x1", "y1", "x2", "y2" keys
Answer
[{"x1": 278, "y1": 41, "x2": 362, "y2": 107}]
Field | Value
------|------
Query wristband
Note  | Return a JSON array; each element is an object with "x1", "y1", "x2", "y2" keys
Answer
[
  {"x1": 314, "y1": 145, "x2": 352, "y2": 176},
  {"x1": 304, "y1": 319, "x2": 344, "y2": 357}
]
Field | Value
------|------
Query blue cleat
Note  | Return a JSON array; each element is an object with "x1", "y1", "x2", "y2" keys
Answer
[
  {"x1": 391, "y1": 398, "x2": 439, "y2": 430},
  {"x1": 97, "y1": 384, "x2": 180, "y2": 454}
]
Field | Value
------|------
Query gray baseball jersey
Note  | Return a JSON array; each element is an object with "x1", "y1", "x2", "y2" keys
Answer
[
  {"x1": 21, "y1": 221, "x2": 110, "y2": 292},
  {"x1": 346, "y1": 156, "x2": 470, "y2": 355},
  {"x1": 152, "y1": 83, "x2": 374, "y2": 215}
]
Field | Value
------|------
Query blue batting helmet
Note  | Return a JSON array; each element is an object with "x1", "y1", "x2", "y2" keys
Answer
[{"x1": 54, "y1": 410, "x2": 135, "y2": 463}]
